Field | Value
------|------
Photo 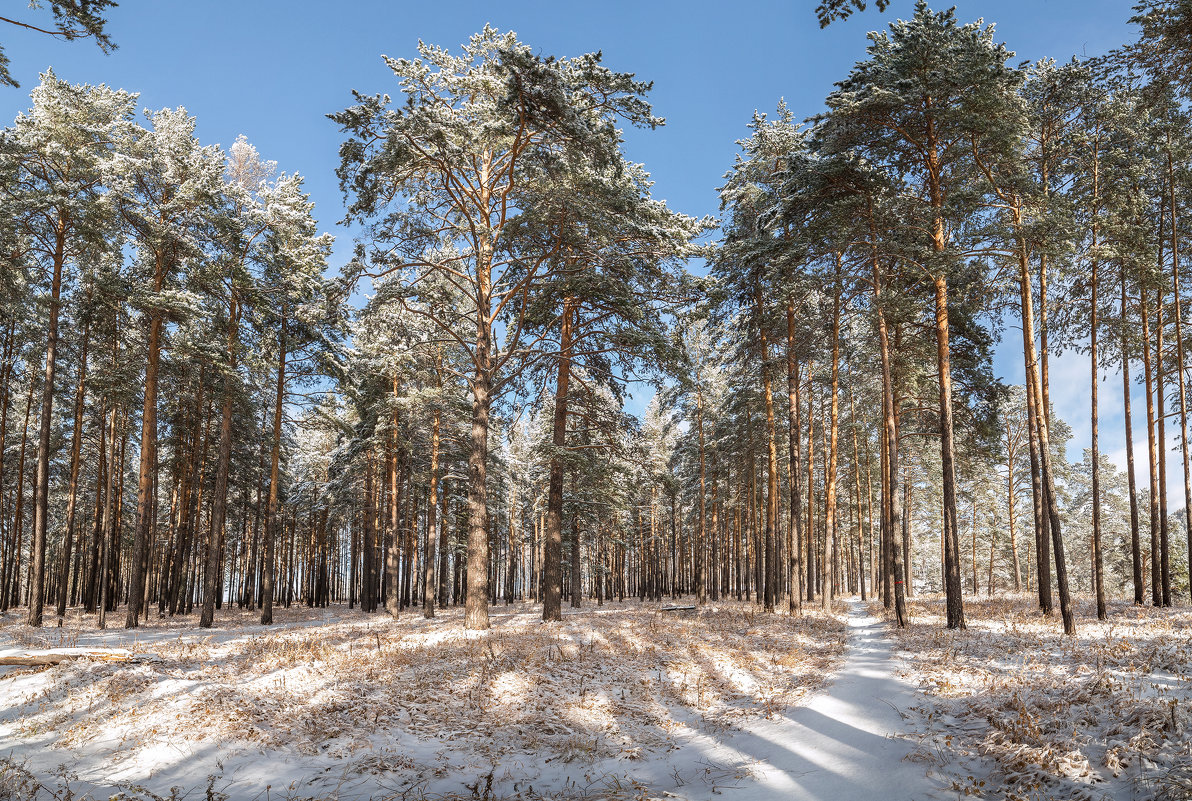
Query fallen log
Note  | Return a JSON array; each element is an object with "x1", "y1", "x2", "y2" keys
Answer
[
  {"x1": 659, "y1": 605, "x2": 697, "y2": 612},
  {"x1": 0, "y1": 648, "x2": 160, "y2": 667}
]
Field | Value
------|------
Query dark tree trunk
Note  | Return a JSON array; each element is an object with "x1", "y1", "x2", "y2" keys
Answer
[
  {"x1": 200, "y1": 302, "x2": 238, "y2": 629},
  {"x1": 28, "y1": 230, "x2": 66, "y2": 627},
  {"x1": 543, "y1": 298, "x2": 574, "y2": 622}
]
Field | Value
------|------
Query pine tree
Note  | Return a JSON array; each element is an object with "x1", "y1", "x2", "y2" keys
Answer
[
  {"x1": 0, "y1": 70, "x2": 136, "y2": 626},
  {"x1": 820, "y1": 2, "x2": 1026, "y2": 630},
  {"x1": 116, "y1": 107, "x2": 224, "y2": 628},
  {"x1": 333, "y1": 28, "x2": 666, "y2": 629}
]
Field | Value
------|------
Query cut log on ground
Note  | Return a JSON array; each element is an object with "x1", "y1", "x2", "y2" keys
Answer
[{"x1": 0, "y1": 648, "x2": 161, "y2": 666}]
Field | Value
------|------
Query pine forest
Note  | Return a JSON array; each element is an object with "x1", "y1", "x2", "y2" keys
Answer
[{"x1": 1, "y1": 2, "x2": 1192, "y2": 799}]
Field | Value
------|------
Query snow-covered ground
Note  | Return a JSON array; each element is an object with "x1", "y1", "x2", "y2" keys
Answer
[
  {"x1": 887, "y1": 595, "x2": 1192, "y2": 801},
  {"x1": 0, "y1": 599, "x2": 852, "y2": 800},
  {"x1": 14, "y1": 594, "x2": 1174, "y2": 800}
]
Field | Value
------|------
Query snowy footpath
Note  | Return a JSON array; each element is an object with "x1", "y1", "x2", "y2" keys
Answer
[{"x1": 667, "y1": 598, "x2": 947, "y2": 801}]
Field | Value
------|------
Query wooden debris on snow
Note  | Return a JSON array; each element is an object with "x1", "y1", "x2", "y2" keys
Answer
[{"x1": 0, "y1": 648, "x2": 161, "y2": 666}]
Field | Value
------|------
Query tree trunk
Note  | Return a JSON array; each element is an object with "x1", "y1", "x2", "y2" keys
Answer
[
  {"x1": 28, "y1": 229, "x2": 66, "y2": 627},
  {"x1": 543, "y1": 298, "x2": 574, "y2": 622},
  {"x1": 822, "y1": 270, "x2": 842, "y2": 611},
  {"x1": 872, "y1": 251, "x2": 906, "y2": 626},
  {"x1": 6, "y1": 363, "x2": 36, "y2": 611},
  {"x1": 200, "y1": 301, "x2": 238, "y2": 628},
  {"x1": 1174, "y1": 220, "x2": 1192, "y2": 607},
  {"x1": 1016, "y1": 212, "x2": 1075, "y2": 635},
  {"x1": 1122, "y1": 271, "x2": 1143, "y2": 604},
  {"x1": 361, "y1": 454, "x2": 377, "y2": 613},
  {"x1": 55, "y1": 319, "x2": 90, "y2": 619},
  {"x1": 696, "y1": 382, "x2": 708, "y2": 606},
  {"x1": 934, "y1": 275, "x2": 965, "y2": 630},
  {"x1": 1090, "y1": 208, "x2": 1106, "y2": 620},
  {"x1": 787, "y1": 300, "x2": 804, "y2": 613},
  {"x1": 1006, "y1": 417, "x2": 1022, "y2": 593},
  {"x1": 466, "y1": 344, "x2": 492, "y2": 629},
  {"x1": 1157, "y1": 286, "x2": 1171, "y2": 607},
  {"x1": 423, "y1": 405, "x2": 441, "y2": 618},
  {"x1": 570, "y1": 471, "x2": 582, "y2": 608},
  {"x1": 1025, "y1": 346, "x2": 1051, "y2": 612},
  {"x1": 1141, "y1": 290, "x2": 1162, "y2": 607},
  {"x1": 261, "y1": 315, "x2": 285, "y2": 625},
  {"x1": 127, "y1": 252, "x2": 168, "y2": 628},
  {"x1": 757, "y1": 290, "x2": 779, "y2": 613}
]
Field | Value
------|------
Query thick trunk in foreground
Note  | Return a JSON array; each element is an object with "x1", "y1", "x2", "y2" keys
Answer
[{"x1": 466, "y1": 355, "x2": 492, "y2": 630}]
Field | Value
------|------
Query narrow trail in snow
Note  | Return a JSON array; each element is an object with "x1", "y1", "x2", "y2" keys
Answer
[{"x1": 701, "y1": 597, "x2": 947, "y2": 800}]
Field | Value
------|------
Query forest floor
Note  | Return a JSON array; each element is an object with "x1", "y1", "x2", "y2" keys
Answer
[
  {"x1": 886, "y1": 594, "x2": 1192, "y2": 801},
  {"x1": 0, "y1": 598, "x2": 855, "y2": 800}
]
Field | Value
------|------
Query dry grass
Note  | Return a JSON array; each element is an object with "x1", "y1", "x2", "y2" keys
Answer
[
  {"x1": 883, "y1": 594, "x2": 1192, "y2": 801},
  {"x1": 0, "y1": 600, "x2": 846, "y2": 797}
]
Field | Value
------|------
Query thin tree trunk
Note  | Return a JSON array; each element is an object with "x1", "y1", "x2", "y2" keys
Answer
[
  {"x1": 1017, "y1": 206, "x2": 1074, "y2": 634},
  {"x1": 55, "y1": 319, "x2": 89, "y2": 619},
  {"x1": 1157, "y1": 286, "x2": 1171, "y2": 607},
  {"x1": 696, "y1": 380, "x2": 708, "y2": 606},
  {"x1": 1174, "y1": 215, "x2": 1192, "y2": 607},
  {"x1": 261, "y1": 315, "x2": 285, "y2": 625},
  {"x1": 423, "y1": 404, "x2": 441, "y2": 618},
  {"x1": 1090, "y1": 199, "x2": 1106, "y2": 620},
  {"x1": 934, "y1": 275, "x2": 965, "y2": 630},
  {"x1": 1123, "y1": 271, "x2": 1143, "y2": 604},
  {"x1": 822, "y1": 270, "x2": 841, "y2": 612},
  {"x1": 786, "y1": 300, "x2": 804, "y2": 613},
  {"x1": 758, "y1": 289, "x2": 779, "y2": 613},
  {"x1": 543, "y1": 298, "x2": 575, "y2": 622},
  {"x1": 1142, "y1": 290, "x2": 1162, "y2": 607},
  {"x1": 127, "y1": 252, "x2": 168, "y2": 628},
  {"x1": 5, "y1": 369, "x2": 36, "y2": 611},
  {"x1": 28, "y1": 228, "x2": 66, "y2": 627},
  {"x1": 199, "y1": 301, "x2": 237, "y2": 628},
  {"x1": 851, "y1": 390, "x2": 866, "y2": 601},
  {"x1": 872, "y1": 251, "x2": 906, "y2": 626},
  {"x1": 1006, "y1": 417, "x2": 1022, "y2": 593}
]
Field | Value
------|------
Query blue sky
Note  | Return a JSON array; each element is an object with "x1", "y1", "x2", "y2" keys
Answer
[{"x1": 0, "y1": 0, "x2": 1164, "y2": 490}]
